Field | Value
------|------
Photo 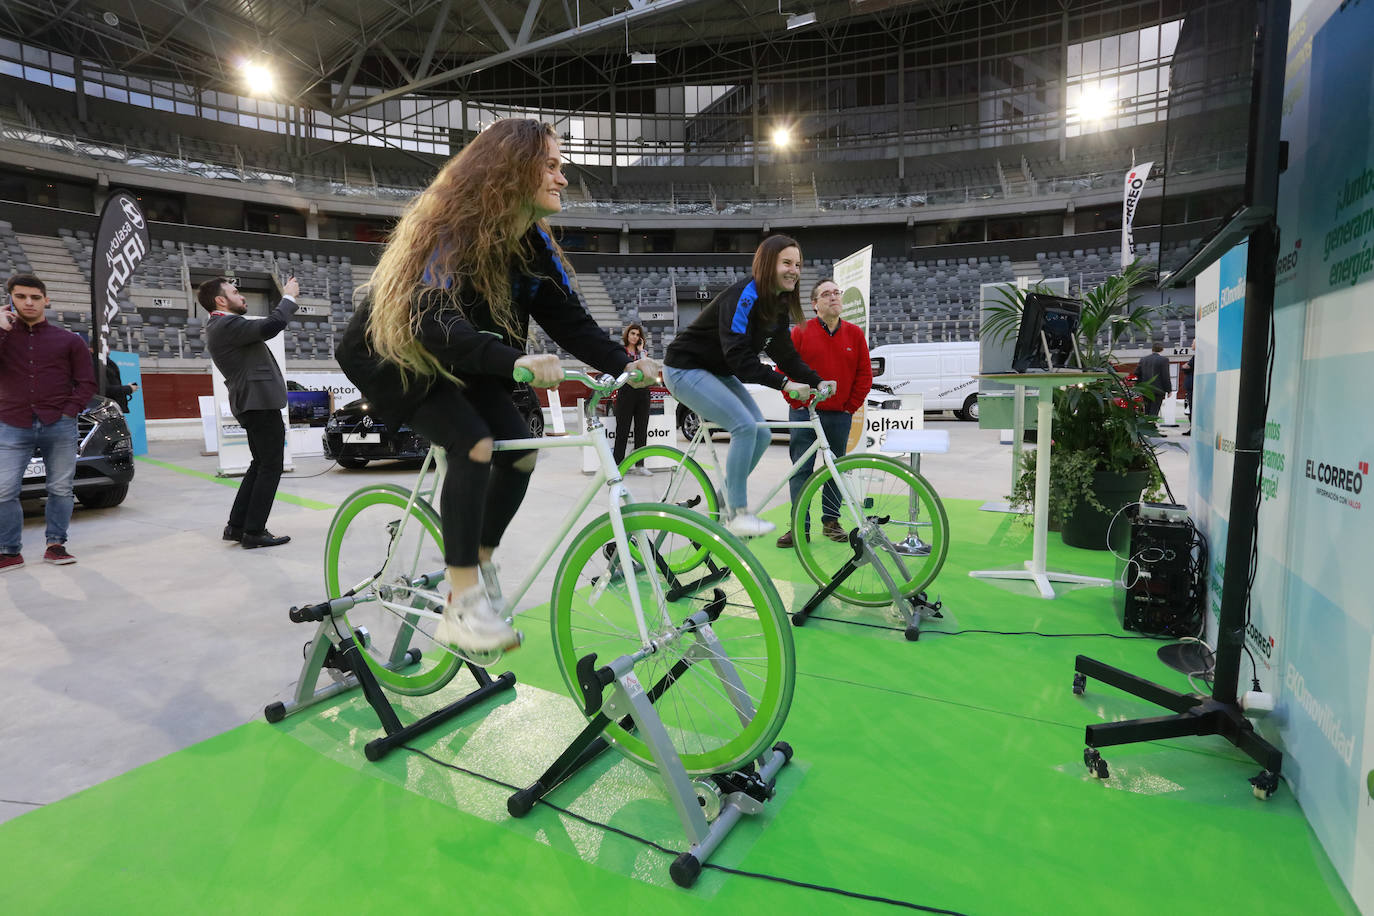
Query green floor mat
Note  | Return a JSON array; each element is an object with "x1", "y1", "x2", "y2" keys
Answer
[{"x1": 0, "y1": 498, "x2": 1359, "y2": 915}]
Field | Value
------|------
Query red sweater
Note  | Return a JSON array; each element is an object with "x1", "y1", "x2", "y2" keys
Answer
[
  {"x1": 0, "y1": 318, "x2": 98, "y2": 427},
  {"x1": 789, "y1": 318, "x2": 872, "y2": 413}
]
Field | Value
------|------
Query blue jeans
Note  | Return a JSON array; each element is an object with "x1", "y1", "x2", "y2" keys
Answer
[
  {"x1": 663, "y1": 366, "x2": 768, "y2": 512},
  {"x1": 0, "y1": 415, "x2": 79, "y2": 554},
  {"x1": 788, "y1": 408, "x2": 852, "y2": 532}
]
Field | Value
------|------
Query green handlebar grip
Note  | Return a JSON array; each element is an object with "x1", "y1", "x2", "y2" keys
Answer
[{"x1": 513, "y1": 366, "x2": 534, "y2": 383}]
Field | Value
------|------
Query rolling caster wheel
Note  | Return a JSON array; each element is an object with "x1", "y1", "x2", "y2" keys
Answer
[
  {"x1": 904, "y1": 623, "x2": 920, "y2": 641},
  {"x1": 1084, "y1": 747, "x2": 1109, "y2": 779},
  {"x1": 1249, "y1": 770, "x2": 1279, "y2": 800},
  {"x1": 1072, "y1": 673, "x2": 1087, "y2": 696}
]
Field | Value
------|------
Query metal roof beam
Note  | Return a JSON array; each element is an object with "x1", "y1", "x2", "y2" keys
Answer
[{"x1": 332, "y1": 0, "x2": 710, "y2": 117}]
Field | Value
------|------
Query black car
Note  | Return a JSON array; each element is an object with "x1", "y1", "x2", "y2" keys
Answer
[
  {"x1": 323, "y1": 383, "x2": 545, "y2": 469},
  {"x1": 21, "y1": 394, "x2": 135, "y2": 508}
]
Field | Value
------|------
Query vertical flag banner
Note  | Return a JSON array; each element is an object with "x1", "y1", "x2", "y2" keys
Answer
[
  {"x1": 1121, "y1": 161, "x2": 1154, "y2": 268},
  {"x1": 91, "y1": 190, "x2": 150, "y2": 393},
  {"x1": 833, "y1": 245, "x2": 873, "y2": 451},
  {"x1": 833, "y1": 245, "x2": 872, "y2": 340}
]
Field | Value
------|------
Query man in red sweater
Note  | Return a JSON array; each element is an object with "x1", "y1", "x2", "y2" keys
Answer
[{"x1": 777, "y1": 278, "x2": 872, "y2": 548}]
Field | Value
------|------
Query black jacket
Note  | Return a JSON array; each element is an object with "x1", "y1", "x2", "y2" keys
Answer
[
  {"x1": 663, "y1": 278, "x2": 819, "y2": 389},
  {"x1": 337, "y1": 227, "x2": 629, "y2": 423},
  {"x1": 104, "y1": 360, "x2": 135, "y2": 413}
]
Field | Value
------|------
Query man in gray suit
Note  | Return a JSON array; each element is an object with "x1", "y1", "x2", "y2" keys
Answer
[{"x1": 200, "y1": 276, "x2": 299, "y2": 548}]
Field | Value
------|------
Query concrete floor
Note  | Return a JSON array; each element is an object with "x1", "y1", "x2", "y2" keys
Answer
[{"x1": 0, "y1": 410, "x2": 1191, "y2": 824}]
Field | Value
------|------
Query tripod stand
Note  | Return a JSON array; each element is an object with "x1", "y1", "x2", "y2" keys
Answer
[{"x1": 1069, "y1": 0, "x2": 1288, "y2": 799}]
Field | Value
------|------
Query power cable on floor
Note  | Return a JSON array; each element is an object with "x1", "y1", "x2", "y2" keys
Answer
[
  {"x1": 804, "y1": 614, "x2": 1173, "y2": 641},
  {"x1": 399, "y1": 744, "x2": 970, "y2": 914}
]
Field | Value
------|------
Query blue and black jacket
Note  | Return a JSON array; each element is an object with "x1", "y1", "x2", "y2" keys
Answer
[
  {"x1": 663, "y1": 278, "x2": 820, "y2": 390},
  {"x1": 336, "y1": 225, "x2": 628, "y2": 422}
]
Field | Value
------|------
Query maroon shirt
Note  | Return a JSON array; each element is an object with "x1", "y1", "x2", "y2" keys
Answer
[{"x1": 0, "y1": 318, "x2": 98, "y2": 427}]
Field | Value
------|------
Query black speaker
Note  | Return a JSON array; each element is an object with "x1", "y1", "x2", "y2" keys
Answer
[{"x1": 1114, "y1": 510, "x2": 1203, "y2": 637}]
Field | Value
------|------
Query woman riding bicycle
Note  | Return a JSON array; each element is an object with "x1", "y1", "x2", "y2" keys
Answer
[
  {"x1": 662, "y1": 235, "x2": 826, "y2": 538},
  {"x1": 336, "y1": 118, "x2": 658, "y2": 654}
]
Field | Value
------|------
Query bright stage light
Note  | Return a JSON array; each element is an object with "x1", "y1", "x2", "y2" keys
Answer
[
  {"x1": 772, "y1": 126, "x2": 792, "y2": 148},
  {"x1": 240, "y1": 61, "x2": 275, "y2": 96}
]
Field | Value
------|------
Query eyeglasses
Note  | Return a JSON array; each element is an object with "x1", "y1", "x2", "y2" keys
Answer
[{"x1": 815, "y1": 289, "x2": 841, "y2": 299}]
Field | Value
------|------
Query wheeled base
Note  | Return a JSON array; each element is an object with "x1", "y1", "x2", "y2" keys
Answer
[
  {"x1": 508, "y1": 599, "x2": 793, "y2": 888},
  {"x1": 263, "y1": 591, "x2": 516, "y2": 761},
  {"x1": 791, "y1": 525, "x2": 942, "y2": 640},
  {"x1": 1071, "y1": 654, "x2": 1283, "y2": 799}
]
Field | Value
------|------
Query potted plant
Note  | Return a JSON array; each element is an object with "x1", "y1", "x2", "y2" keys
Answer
[{"x1": 986, "y1": 261, "x2": 1166, "y2": 549}]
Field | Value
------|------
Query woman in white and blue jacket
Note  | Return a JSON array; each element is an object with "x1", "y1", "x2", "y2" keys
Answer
[{"x1": 663, "y1": 235, "x2": 824, "y2": 538}]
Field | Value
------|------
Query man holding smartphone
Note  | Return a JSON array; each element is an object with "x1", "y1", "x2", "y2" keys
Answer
[
  {"x1": 200, "y1": 274, "x2": 299, "y2": 548},
  {"x1": 0, "y1": 273, "x2": 98, "y2": 571}
]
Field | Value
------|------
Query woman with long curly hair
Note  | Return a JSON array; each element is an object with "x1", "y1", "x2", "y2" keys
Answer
[
  {"x1": 662, "y1": 235, "x2": 826, "y2": 538},
  {"x1": 336, "y1": 118, "x2": 658, "y2": 654}
]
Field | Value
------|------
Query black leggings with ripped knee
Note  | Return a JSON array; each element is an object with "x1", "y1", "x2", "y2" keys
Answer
[{"x1": 406, "y1": 377, "x2": 535, "y2": 567}]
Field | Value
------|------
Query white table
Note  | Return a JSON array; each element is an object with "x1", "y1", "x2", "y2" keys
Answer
[{"x1": 968, "y1": 372, "x2": 1113, "y2": 599}]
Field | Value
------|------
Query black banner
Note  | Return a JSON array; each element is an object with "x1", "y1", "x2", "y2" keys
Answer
[{"x1": 90, "y1": 190, "x2": 149, "y2": 393}]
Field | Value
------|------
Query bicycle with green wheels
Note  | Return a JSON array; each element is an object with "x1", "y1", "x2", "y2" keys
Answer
[
  {"x1": 267, "y1": 368, "x2": 796, "y2": 887},
  {"x1": 618, "y1": 387, "x2": 949, "y2": 639}
]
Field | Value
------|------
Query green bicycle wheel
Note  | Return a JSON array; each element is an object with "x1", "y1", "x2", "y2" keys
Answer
[
  {"x1": 550, "y1": 503, "x2": 794, "y2": 775},
  {"x1": 323, "y1": 484, "x2": 462, "y2": 696},
  {"x1": 791, "y1": 453, "x2": 950, "y2": 606},
  {"x1": 617, "y1": 445, "x2": 720, "y2": 574}
]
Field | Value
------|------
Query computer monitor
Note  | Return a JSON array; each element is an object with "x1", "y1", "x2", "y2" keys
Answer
[{"x1": 1011, "y1": 294, "x2": 1084, "y2": 372}]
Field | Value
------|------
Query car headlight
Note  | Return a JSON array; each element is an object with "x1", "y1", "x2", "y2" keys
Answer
[
  {"x1": 326, "y1": 416, "x2": 339, "y2": 430},
  {"x1": 84, "y1": 402, "x2": 123, "y2": 425}
]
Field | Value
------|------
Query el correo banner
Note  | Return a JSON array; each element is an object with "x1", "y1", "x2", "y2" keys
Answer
[
  {"x1": 1121, "y1": 161, "x2": 1154, "y2": 268},
  {"x1": 91, "y1": 190, "x2": 150, "y2": 391}
]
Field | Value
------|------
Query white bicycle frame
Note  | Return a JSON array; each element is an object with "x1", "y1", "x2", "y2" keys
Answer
[
  {"x1": 363, "y1": 370, "x2": 669, "y2": 647},
  {"x1": 684, "y1": 395, "x2": 870, "y2": 533}
]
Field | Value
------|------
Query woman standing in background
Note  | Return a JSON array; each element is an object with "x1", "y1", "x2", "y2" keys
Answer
[{"x1": 613, "y1": 322, "x2": 653, "y2": 475}]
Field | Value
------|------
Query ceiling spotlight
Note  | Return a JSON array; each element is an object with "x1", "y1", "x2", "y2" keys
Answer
[
  {"x1": 240, "y1": 60, "x2": 276, "y2": 96},
  {"x1": 786, "y1": 11, "x2": 818, "y2": 29},
  {"x1": 629, "y1": 52, "x2": 657, "y2": 65},
  {"x1": 102, "y1": 11, "x2": 119, "y2": 26}
]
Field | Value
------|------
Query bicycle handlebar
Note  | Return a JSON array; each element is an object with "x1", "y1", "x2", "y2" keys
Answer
[{"x1": 512, "y1": 366, "x2": 645, "y2": 390}]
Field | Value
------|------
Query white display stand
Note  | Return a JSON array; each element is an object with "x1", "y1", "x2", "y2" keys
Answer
[
  {"x1": 581, "y1": 395, "x2": 677, "y2": 473},
  {"x1": 288, "y1": 426, "x2": 324, "y2": 457},
  {"x1": 546, "y1": 386, "x2": 566, "y2": 435},
  {"x1": 210, "y1": 330, "x2": 294, "y2": 476},
  {"x1": 968, "y1": 373, "x2": 1112, "y2": 599},
  {"x1": 198, "y1": 396, "x2": 218, "y2": 454}
]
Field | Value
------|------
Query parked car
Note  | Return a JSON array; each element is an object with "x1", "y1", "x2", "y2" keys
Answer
[
  {"x1": 323, "y1": 383, "x2": 545, "y2": 469},
  {"x1": 21, "y1": 394, "x2": 135, "y2": 508}
]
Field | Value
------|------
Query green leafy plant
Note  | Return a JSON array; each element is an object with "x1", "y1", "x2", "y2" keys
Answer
[{"x1": 984, "y1": 262, "x2": 1167, "y2": 524}]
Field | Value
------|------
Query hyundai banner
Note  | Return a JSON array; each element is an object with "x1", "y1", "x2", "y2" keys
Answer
[{"x1": 91, "y1": 190, "x2": 150, "y2": 392}]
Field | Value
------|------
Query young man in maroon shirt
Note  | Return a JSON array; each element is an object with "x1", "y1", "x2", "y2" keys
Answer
[
  {"x1": 777, "y1": 277, "x2": 873, "y2": 548},
  {"x1": 0, "y1": 273, "x2": 98, "y2": 571}
]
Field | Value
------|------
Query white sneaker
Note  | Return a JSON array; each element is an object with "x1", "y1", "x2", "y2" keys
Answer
[
  {"x1": 725, "y1": 512, "x2": 775, "y2": 538},
  {"x1": 435, "y1": 582, "x2": 522, "y2": 653},
  {"x1": 631, "y1": 466, "x2": 654, "y2": 477}
]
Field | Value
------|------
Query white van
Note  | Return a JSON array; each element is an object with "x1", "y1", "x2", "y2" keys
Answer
[{"x1": 867, "y1": 340, "x2": 981, "y2": 420}]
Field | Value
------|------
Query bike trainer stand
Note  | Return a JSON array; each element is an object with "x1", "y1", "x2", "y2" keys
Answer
[
  {"x1": 506, "y1": 592, "x2": 792, "y2": 888},
  {"x1": 263, "y1": 583, "x2": 516, "y2": 762},
  {"x1": 791, "y1": 525, "x2": 942, "y2": 640}
]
